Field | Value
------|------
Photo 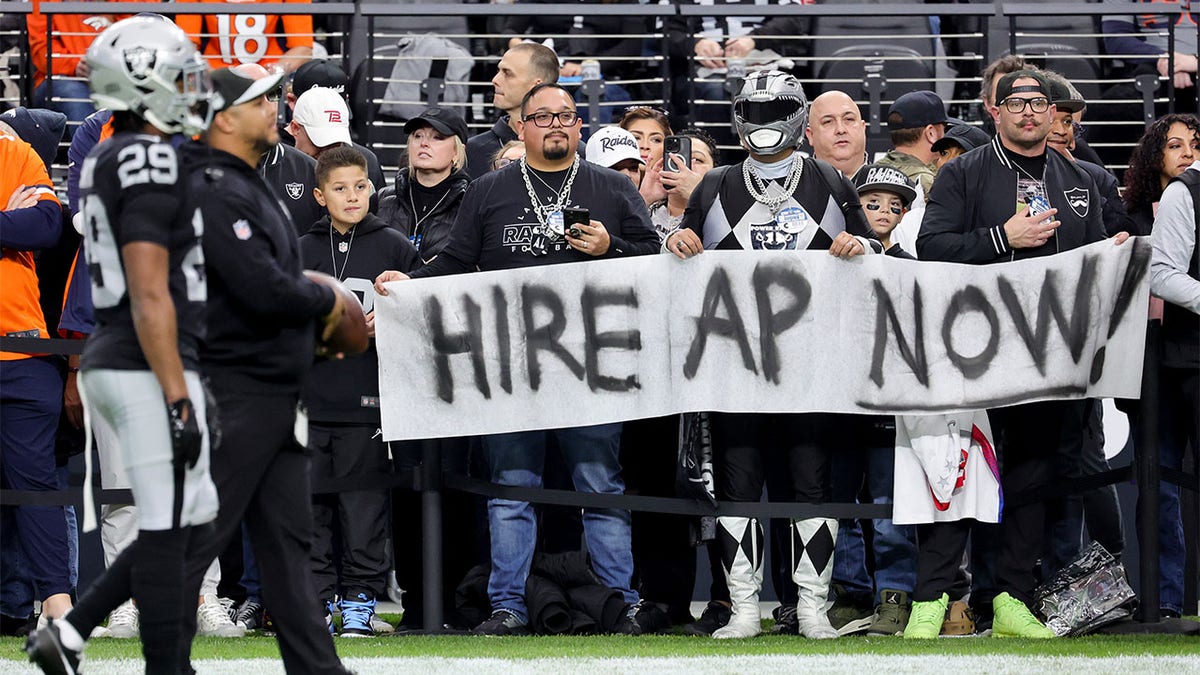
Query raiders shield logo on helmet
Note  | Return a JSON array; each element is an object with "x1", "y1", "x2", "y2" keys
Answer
[
  {"x1": 1063, "y1": 187, "x2": 1089, "y2": 218},
  {"x1": 286, "y1": 182, "x2": 304, "y2": 200},
  {"x1": 122, "y1": 46, "x2": 157, "y2": 82}
]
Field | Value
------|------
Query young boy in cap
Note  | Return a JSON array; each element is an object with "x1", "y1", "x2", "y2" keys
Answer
[{"x1": 855, "y1": 163, "x2": 918, "y2": 258}]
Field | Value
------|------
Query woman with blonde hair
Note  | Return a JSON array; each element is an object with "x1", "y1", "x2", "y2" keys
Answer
[{"x1": 378, "y1": 107, "x2": 471, "y2": 267}]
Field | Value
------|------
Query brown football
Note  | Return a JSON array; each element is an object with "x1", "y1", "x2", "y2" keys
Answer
[{"x1": 303, "y1": 271, "x2": 369, "y2": 356}]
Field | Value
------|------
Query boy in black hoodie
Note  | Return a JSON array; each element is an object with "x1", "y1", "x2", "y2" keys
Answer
[{"x1": 298, "y1": 146, "x2": 418, "y2": 637}]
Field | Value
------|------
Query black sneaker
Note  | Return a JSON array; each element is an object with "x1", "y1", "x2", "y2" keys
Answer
[
  {"x1": 616, "y1": 600, "x2": 670, "y2": 636},
  {"x1": 234, "y1": 598, "x2": 265, "y2": 631},
  {"x1": 683, "y1": 601, "x2": 732, "y2": 636},
  {"x1": 473, "y1": 610, "x2": 530, "y2": 636},
  {"x1": 25, "y1": 620, "x2": 82, "y2": 675},
  {"x1": 1, "y1": 613, "x2": 35, "y2": 637},
  {"x1": 771, "y1": 604, "x2": 799, "y2": 635},
  {"x1": 970, "y1": 601, "x2": 994, "y2": 635}
]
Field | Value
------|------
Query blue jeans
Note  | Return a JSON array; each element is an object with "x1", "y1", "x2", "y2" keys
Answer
[
  {"x1": 32, "y1": 78, "x2": 95, "y2": 130},
  {"x1": 482, "y1": 422, "x2": 635, "y2": 622},
  {"x1": 831, "y1": 443, "x2": 917, "y2": 603},
  {"x1": 240, "y1": 523, "x2": 261, "y2": 602}
]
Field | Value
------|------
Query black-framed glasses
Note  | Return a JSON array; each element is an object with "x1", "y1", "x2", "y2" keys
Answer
[
  {"x1": 522, "y1": 110, "x2": 579, "y2": 128},
  {"x1": 865, "y1": 202, "x2": 904, "y2": 215},
  {"x1": 1000, "y1": 97, "x2": 1050, "y2": 114}
]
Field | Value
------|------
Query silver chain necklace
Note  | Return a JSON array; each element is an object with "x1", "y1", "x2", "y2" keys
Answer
[
  {"x1": 329, "y1": 224, "x2": 357, "y2": 281},
  {"x1": 521, "y1": 156, "x2": 580, "y2": 236},
  {"x1": 407, "y1": 175, "x2": 452, "y2": 248},
  {"x1": 743, "y1": 155, "x2": 804, "y2": 213}
]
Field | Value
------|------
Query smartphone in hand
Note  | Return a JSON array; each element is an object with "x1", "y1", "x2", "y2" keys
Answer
[
  {"x1": 563, "y1": 207, "x2": 589, "y2": 239},
  {"x1": 663, "y1": 135, "x2": 692, "y2": 173}
]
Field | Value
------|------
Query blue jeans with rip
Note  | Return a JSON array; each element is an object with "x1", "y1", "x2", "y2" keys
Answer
[{"x1": 481, "y1": 422, "x2": 635, "y2": 623}]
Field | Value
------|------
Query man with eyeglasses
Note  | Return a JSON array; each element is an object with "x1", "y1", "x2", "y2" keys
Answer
[
  {"x1": 374, "y1": 82, "x2": 662, "y2": 636},
  {"x1": 910, "y1": 70, "x2": 1129, "y2": 639}
]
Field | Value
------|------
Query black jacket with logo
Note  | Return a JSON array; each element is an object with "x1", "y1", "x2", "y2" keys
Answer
[
  {"x1": 183, "y1": 141, "x2": 336, "y2": 394},
  {"x1": 298, "y1": 213, "x2": 419, "y2": 423},
  {"x1": 258, "y1": 142, "x2": 322, "y2": 237},
  {"x1": 919, "y1": 136, "x2": 1106, "y2": 264}
]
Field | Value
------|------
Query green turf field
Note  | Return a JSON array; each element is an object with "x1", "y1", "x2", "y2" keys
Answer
[{"x1": 4, "y1": 619, "x2": 1198, "y2": 663}]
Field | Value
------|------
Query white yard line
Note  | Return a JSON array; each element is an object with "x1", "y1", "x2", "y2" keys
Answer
[{"x1": 8, "y1": 654, "x2": 1200, "y2": 675}]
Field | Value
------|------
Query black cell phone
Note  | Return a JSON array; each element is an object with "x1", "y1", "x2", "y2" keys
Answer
[
  {"x1": 563, "y1": 207, "x2": 589, "y2": 238},
  {"x1": 664, "y1": 135, "x2": 692, "y2": 173}
]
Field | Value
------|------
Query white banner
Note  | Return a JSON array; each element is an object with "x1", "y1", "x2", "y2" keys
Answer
[{"x1": 376, "y1": 238, "x2": 1151, "y2": 441}]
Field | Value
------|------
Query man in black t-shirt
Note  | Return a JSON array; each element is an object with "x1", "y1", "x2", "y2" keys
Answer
[
  {"x1": 26, "y1": 16, "x2": 219, "y2": 675},
  {"x1": 375, "y1": 83, "x2": 661, "y2": 636}
]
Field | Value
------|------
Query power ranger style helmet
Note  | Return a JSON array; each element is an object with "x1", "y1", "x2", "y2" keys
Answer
[
  {"x1": 86, "y1": 14, "x2": 213, "y2": 136},
  {"x1": 732, "y1": 70, "x2": 809, "y2": 155}
]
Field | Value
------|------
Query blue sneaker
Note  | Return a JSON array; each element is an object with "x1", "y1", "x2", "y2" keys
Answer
[{"x1": 338, "y1": 593, "x2": 376, "y2": 638}]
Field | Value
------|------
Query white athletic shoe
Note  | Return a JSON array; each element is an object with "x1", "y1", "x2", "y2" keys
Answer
[
  {"x1": 370, "y1": 614, "x2": 395, "y2": 634},
  {"x1": 106, "y1": 600, "x2": 139, "y2": 639},
  {"x1": 197, "y1": 594, "x2": 245, "y2": 638}
]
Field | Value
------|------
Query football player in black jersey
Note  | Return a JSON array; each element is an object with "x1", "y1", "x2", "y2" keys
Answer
[{"x1": 26, "y1": 15, "x2": 218, "y2": 675}]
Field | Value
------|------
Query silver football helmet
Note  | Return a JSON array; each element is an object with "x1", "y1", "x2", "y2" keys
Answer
[
  {"x1": 86, "y1": 14, "x2": 213, "y2": 135},
  {"x1": 732, "y1": 70, "x2": 809, "y2": 155}
]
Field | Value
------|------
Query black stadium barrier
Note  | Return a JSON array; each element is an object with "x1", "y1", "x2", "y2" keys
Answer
[{"x1": 3, "y1": 330, "x2": 1197, "y2": 634}]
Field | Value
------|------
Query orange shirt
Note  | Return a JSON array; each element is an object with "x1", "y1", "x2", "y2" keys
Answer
[
  {"x1": 175, "y1": 0, "x2": 314, "y2": 69},
  {"x1": 1, "y1": 133, "x2": 61, "y2": 360},
  {"x1": 26, "y1": 0, "x2": 138, "y2": 87}
]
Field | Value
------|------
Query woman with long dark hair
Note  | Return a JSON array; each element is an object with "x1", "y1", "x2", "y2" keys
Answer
[{"x1": 1123, "y1": 114, "x2": 1200, "y2": 235}]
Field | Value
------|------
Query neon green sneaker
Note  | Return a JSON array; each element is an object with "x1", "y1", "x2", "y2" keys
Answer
[
  {"x1": 902, "y1": 593, "x2": 948, "y2": 639},
  {"x1": 992, "y1": 592, "x2": 1055, "y2": 638}
]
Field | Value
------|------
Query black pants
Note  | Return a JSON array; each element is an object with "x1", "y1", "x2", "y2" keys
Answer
[
  {"x1": 310, "y1": 423, "x2": 390, "y2": 602},
  {"x1": 180, "y1": 387, "x2": 343, "y2": 675},
  {"x1": 620, "y1": 414, "x2": 696, "y2": 622},
  {"x1": 915, "y1": 400, "x2": 1086, "y2": 605},
  {"x1": 709, "y1": 412, "x2": 835, "y2": 503}
]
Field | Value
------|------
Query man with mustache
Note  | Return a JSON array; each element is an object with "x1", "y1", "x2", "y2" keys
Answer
[{"x1": 911, "y1": 70, "x2": 1126, "y2": 639}]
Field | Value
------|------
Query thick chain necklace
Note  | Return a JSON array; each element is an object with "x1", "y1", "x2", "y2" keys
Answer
[
  {"x1": 743, "y1": 155, "x2": 804, "y2": 213},
  {"x1": 521, "y1": 156, "x2": 580, "y2": 236},
  {"x1": 329, "y1": 224, "x2": 356, "y2": 281}
]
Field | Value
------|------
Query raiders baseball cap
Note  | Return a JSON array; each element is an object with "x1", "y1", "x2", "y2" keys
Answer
[
  {"x1": 403, "y1": 107, "x2": 469, "y2": 144},
  {"x1": 931, "y1": 124, "x2": 992, "y2": 154},
  {"x1": 292, "y1": 87, "x2": 352, "y2": 148},
  {"x1": 210, "y1": 68, "x2": 285, "y2": 113},
  {"x1": 292, "y1": 59, "x2": 349, "y2": 96},
  {"x1": 994, "y1": 70, "x2": 1052, "y2": 105},
  {"x1": 886, "y1": 90, "x2": 965, "y2": 131},
  {"x1": 855, "y1": 163, "x2": 917, "y2": 208},
  {"x1": 584, "y1": 126, "x2": 644, "y2": 169}
]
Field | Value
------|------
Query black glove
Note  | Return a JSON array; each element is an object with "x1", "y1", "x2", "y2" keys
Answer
[{"x1": 167, "y1": 397, "x2": 202, "y2": 470}]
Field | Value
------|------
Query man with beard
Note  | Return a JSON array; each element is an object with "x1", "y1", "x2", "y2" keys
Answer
[
  {"x1": 910, "y1": 70, "x2": 1126, "y2": 639},
  {"x1": 374, "y1": 83, "x2": 662, "y2": 636},
  {"x1": 172, "y1": 67, "x2": 353, "y2": 674},
  {"x1": 664, "y1": 69, "x2": 879, "y2": 640}
]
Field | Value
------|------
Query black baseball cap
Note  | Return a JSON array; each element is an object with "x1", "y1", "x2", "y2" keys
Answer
[
  {"x1": 931, "y1": 124, "x2": 992, "y2": 154},
  {"x1": 1045, "y1": 75, "x2": 1086, "y2": 114},
  {"x1": 886, "y1": 90, "x2": 965, "y2": 131},
  {"x1": 293, "y1": 59, "x2": 348, "y2": 96},
  {"x1": 403, "y1": 107, "x2": 469, "y2": 144},
  {"x1": 210, "y1": 68, "x2": 284, "y2": 113},
  {"x1": 994, "y1": 70, "x2": 1052, "y2": 106},
  {"x1": 855, "y1": 163, "x2": 917, "y2": 207}
]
